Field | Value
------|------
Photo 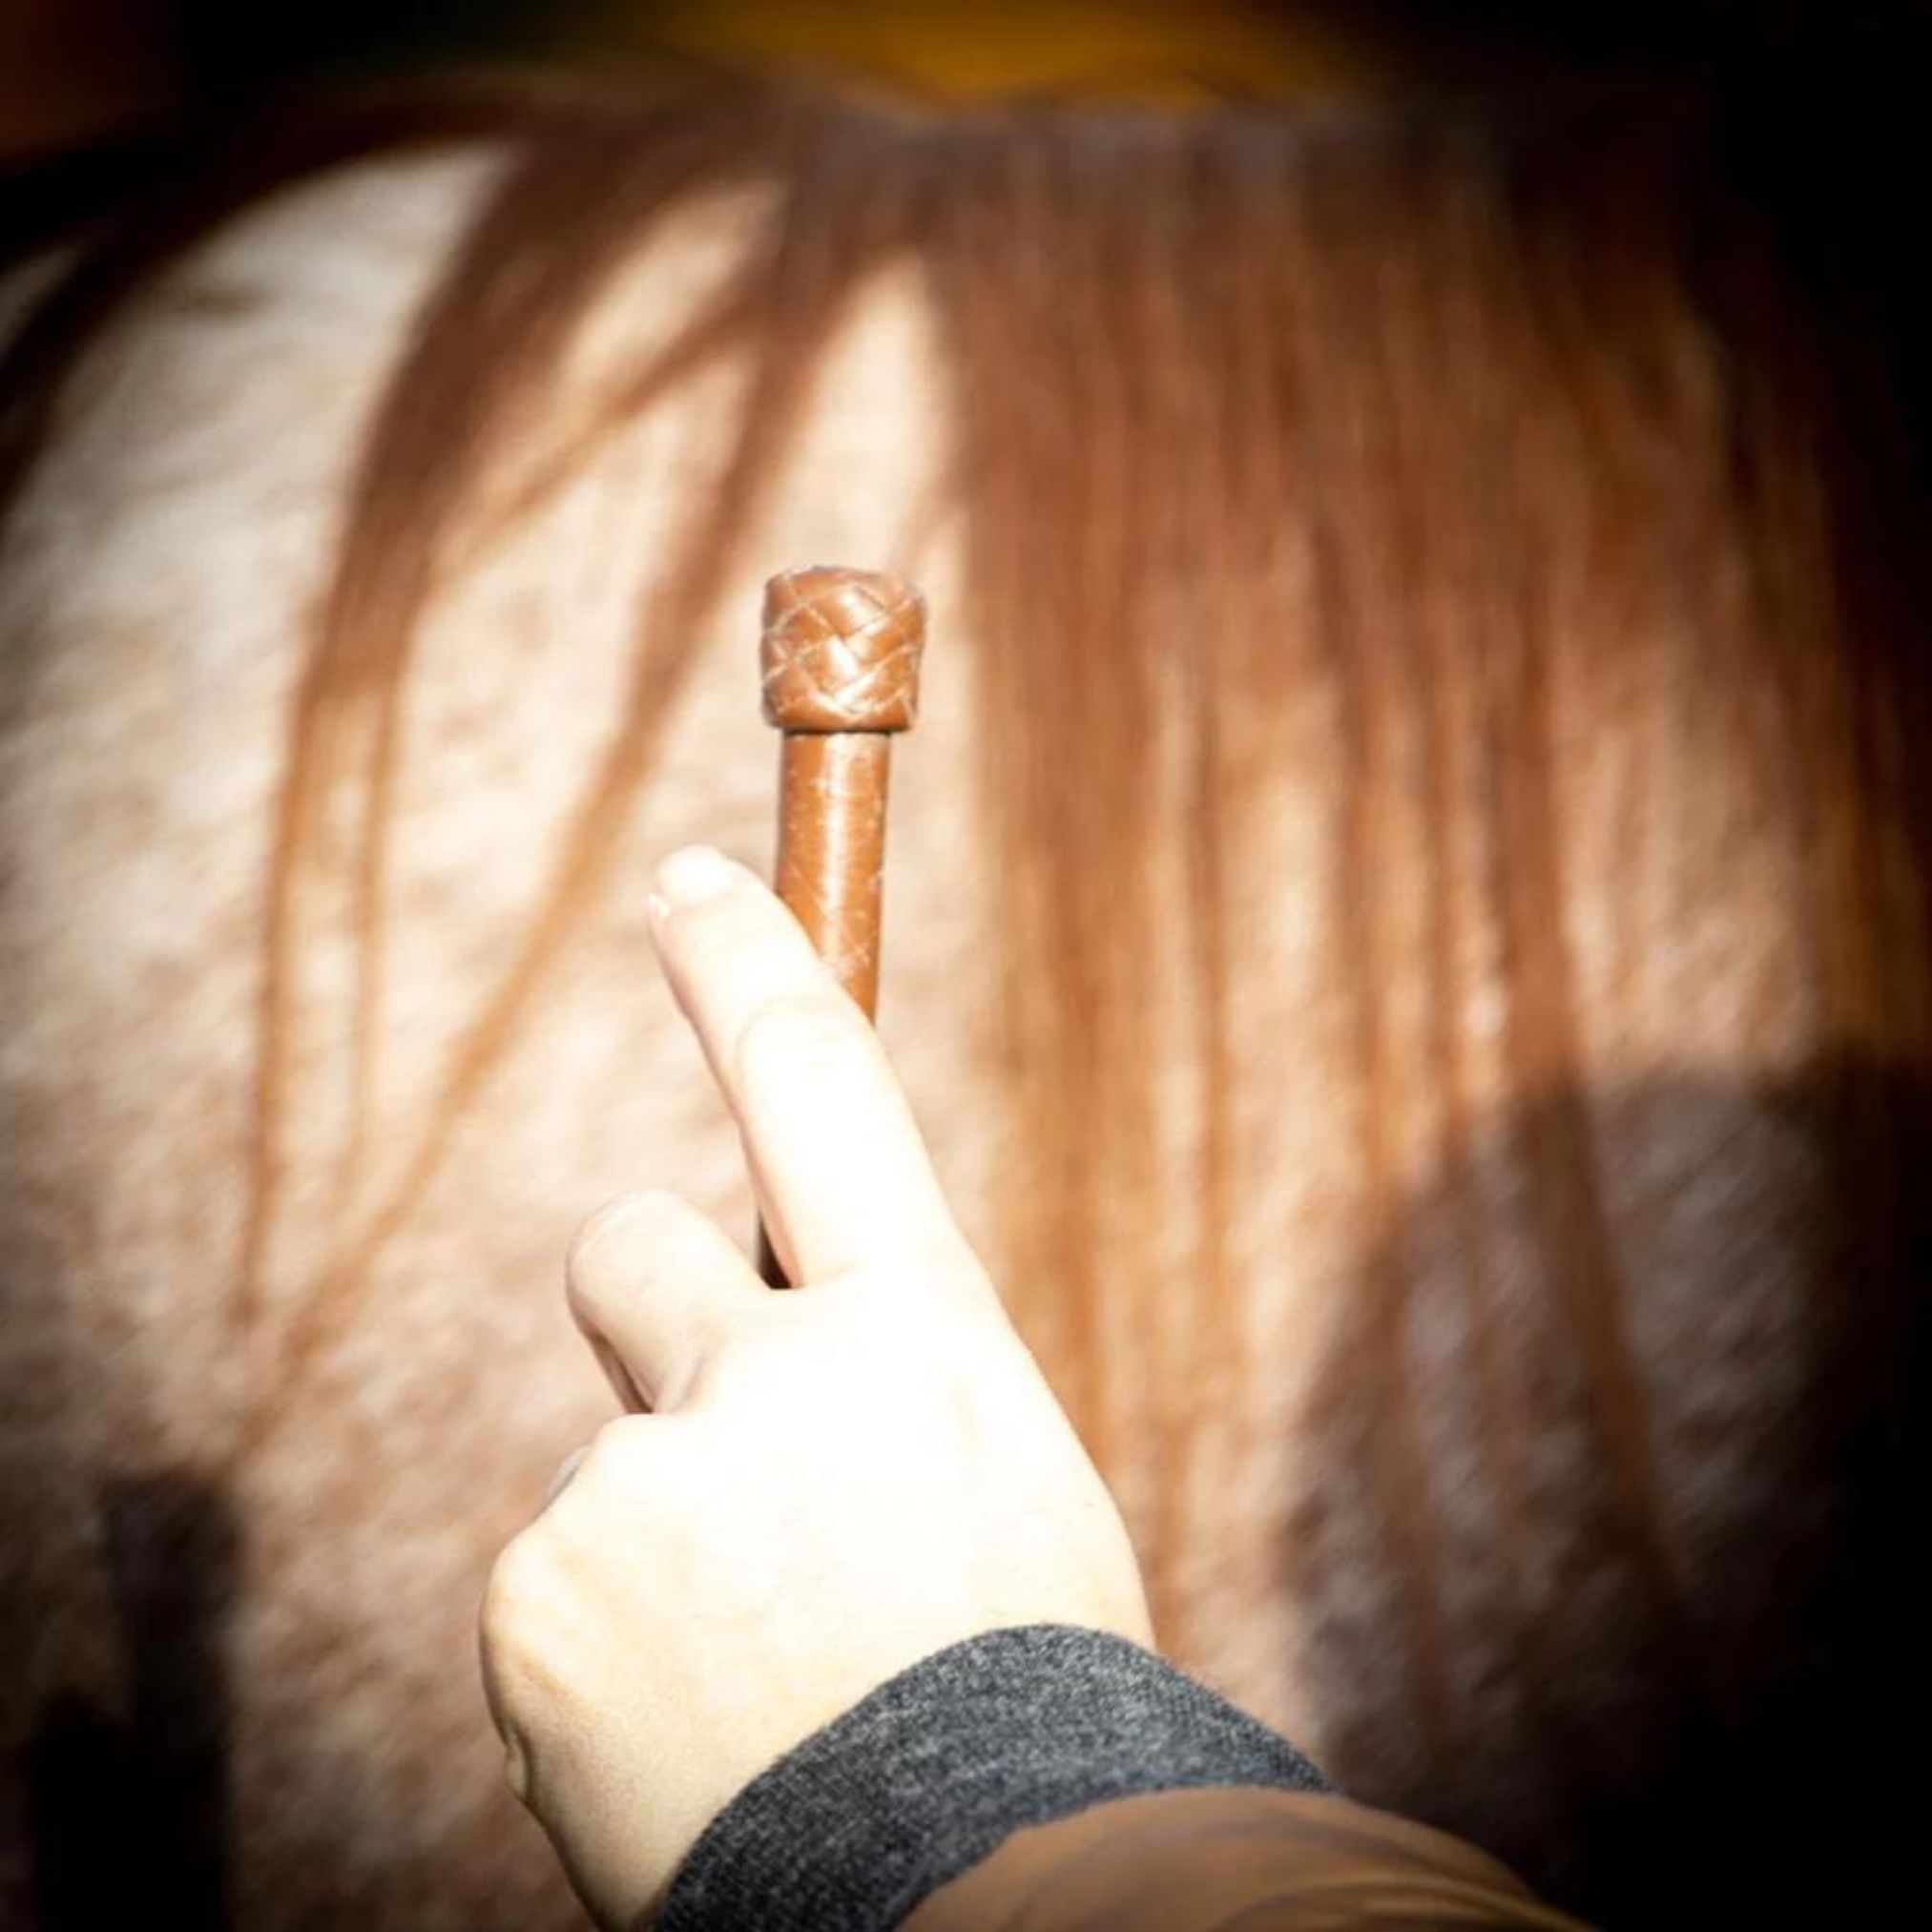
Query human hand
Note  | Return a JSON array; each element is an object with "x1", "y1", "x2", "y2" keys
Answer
[{"x1": 478, "y1": 844, "x2": 1154, "y2": 1928}]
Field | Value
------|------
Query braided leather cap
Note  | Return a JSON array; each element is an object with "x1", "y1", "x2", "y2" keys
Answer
[{"x1": 760, "y1": 567, "x2": 925, "y2": 733}]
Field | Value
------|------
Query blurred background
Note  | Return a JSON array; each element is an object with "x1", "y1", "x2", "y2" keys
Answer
[
  {"x1": 6, "y1": 1, "x2": 1924, "y2": 278},
  {"x1": 6, "y1": 1, "x2": 1923, "y2": 279},
  {"x1": 3, "y1": 2, "x2": 1925, "y2": 160}
]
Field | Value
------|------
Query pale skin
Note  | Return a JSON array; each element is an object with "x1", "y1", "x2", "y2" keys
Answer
[{"x1": 478, "y1": 842, "x2": 1156, "y2": 1928}]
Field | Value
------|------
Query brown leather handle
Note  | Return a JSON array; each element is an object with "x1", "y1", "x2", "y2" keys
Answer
[{"x1": 756, "y1": 565, "x2": 926, "y2": 1284}]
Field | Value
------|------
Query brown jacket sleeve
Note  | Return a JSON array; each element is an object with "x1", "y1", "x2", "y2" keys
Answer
[{"x1": 909, "y1": 1787, "x2": 1588, "y2": 1931}]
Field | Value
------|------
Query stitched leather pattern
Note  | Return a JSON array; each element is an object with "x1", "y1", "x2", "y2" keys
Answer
[{"x1": 760, "y1": 566, "x2": 926, "y2": 732}]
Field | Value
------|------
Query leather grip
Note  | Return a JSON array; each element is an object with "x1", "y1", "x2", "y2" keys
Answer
[{"x1": 757, "y1": 566, "x2": 926, "y2": 1284}]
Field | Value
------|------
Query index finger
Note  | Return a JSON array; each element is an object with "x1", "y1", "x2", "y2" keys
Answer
[{"x1": 647, "y1": 844, "x2": 965, "y2": 1283}]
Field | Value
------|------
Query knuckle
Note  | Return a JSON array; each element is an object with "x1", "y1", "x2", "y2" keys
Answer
[
  {"x1": 481, "y1": 1532, "x2": 551, "y2": 1646},
  {"x1": 907, "y1": 1283, "x2": 1028, "y2": 1386},
  {"x1": 574, "y1": 1413, "x2": 654, "y2": 1491},
  {"x1": 732, "y1": 987, "x2": 858, "y2": 1092},
  {"x1": 855, "y1": 1232, "x2": 992, "y2": 1309},
  {"x1": 908, "y1": 1231, "x2": 990, "y2": 1293}
]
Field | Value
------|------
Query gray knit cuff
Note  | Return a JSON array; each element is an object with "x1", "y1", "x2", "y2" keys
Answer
[{"x1": 656, "y1": 1623, "x2": 1330, "y2": 1931}]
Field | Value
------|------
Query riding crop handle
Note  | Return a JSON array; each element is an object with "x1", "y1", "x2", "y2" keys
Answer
[{"x1": 757, "y1": 565, "x2": 927, "y2": 1284}]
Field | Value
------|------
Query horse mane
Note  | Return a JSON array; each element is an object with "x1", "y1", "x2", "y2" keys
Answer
[{"x1": 2, "y1": 68, "x2": 1926, "y2": 1915}]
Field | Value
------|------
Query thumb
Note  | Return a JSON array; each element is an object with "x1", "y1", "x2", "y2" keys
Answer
[{"x1": 567, "y1": 1190, "x2": 769, "y2": 1412}]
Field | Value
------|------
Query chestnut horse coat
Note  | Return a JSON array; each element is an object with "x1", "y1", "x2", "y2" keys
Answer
[{"x1": 0, "y1": 80, "x2": 1922, "y2": 1927}]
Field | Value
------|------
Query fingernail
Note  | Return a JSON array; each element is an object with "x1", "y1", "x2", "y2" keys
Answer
[
  {"x1": 654, "y1": 844, "x2": 740, "y2": 911},
  {"x1": 570, "y1": 1191, "x2": 658, "y2": 1272}
]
